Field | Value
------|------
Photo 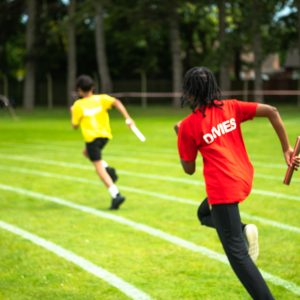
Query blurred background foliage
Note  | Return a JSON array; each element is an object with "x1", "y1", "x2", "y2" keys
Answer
[{"x1": 0, "y1": 0, "x2": 299, "y2": 107}]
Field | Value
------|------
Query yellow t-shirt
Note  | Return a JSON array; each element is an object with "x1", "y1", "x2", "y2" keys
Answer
[{"x1": 71, "y1": 94, "x2": 115, "y2": 142}]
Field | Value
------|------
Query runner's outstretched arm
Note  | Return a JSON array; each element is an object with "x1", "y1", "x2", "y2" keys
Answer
[
  {"x1": 255, "y1": 104, "x2": 299, "y2": 169},
  {"x1": 113, "y1": 99, "x2": 134, "y2": 127}
]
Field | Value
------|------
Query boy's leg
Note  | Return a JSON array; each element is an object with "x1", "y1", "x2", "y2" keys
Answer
[
  {"x1": 86, "y1": 138, "x2": 125, "y2": 209},
  {"x1": 198, "y1": 198, "x2": 247, "y2": 229},
  {"x1": 211, "y1": 203, "x2": 274, "y2": 300},
  {"x1": 93, "y1": 160, "x2": 125, "y2": 209},
  {"x1": 83, "y1": 148, "x2": 89, "y2": 158},
  {"x1": 86, "y1": 138, "x2": 112, "y2": 187},
  {"x1": 93, "y1": 160, "x2": 114, "y2": 187},
  {"x1": 84, "y1": 147, "x2": 118, "y2": 182},
  {"x1": 197, "y1": 198, "x2": 215, "y2": 228},
  {"x1": 197, "y1": 198, "x2": 258, "y2": 261},
  {"x1": 101, "y1": 160, "x2": 118, "y2": 182}
]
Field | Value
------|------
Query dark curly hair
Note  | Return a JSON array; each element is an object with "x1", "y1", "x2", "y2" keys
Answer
[{"x1": 181, "y1": 67, "x2": 223, "y2": 116}]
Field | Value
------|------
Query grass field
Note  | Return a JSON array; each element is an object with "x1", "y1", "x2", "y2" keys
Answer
[{"x1": 0, "y1": 105, "x2": 299, "y2": 300}]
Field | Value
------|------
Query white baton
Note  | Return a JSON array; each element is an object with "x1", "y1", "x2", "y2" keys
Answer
[{"x1": 130, "y1": 124, "x2": 146, "y2": 142}]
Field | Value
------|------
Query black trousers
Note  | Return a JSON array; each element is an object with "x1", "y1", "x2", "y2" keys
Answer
[{"x1": 198, "y1": 199, "x2": 274, "y2": 300}]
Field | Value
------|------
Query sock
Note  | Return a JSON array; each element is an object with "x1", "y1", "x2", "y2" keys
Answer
[
  {"x1": 101, "y1": 160, "x2": 109, "y2": 168},
  {"x1": 108, "y1": 184, "x2": 119, "y2": 198}
]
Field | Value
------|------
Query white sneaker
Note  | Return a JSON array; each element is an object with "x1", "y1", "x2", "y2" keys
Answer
[{"x1": 243, "y1": 224, "x2": 259, "y2": 262}]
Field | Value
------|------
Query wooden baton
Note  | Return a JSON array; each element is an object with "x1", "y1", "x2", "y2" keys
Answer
[{"x1": 283, "y1": 136, "x2": 300, "y2": 185}]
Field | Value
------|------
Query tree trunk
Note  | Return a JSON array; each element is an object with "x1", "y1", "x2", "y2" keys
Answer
[
  {"x1": 234, "y1": 48, "x2": 242, "y2": 81},
  {"x1": 67, "y1": 0, "x2": 77, "y2": 106},
  {"x1": 252, "y1": 0, "x2": 264, "y2": 103},
  {"x1": 218, "y1": 0, "x2": 230, "y2": 92},
  {"x1": 95, "y1": 1, "x2": 112, "y2": 93},
  {"x1": 169, "y1": 7, "x2": 182, "y2": 108},
  {"x1": 23, "y1": 0, "x2": 36, "y2": 110}
]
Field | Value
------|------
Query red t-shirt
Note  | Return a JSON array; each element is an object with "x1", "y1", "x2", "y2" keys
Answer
[{"x1": 177, "y1": 99, "x2": 258, "y2": 204}]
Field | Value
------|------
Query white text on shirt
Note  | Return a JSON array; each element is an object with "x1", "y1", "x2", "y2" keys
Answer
[{"x1": 203, "y1": 118, "x2": 236, "y2": 144}]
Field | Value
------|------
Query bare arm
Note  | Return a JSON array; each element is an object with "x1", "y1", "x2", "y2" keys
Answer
[
  {"x1": 180, "y1": 160, "x2": 196, "y2": 175},
  {"x1": 255, "y1": 104, "x2": 299, "y2": 168},
  {"x1": 112, "y1": 99, "x2": 134, "y2": 126},
  {"x1": 174, "y1": 122, "x2": 181, "y2": 135},
  {"x1": 70, "y1": 106, "x2": 79, "y2": 129},
  {"x1": 174, "y1": 120, "x2": 196, "y2": 175}
]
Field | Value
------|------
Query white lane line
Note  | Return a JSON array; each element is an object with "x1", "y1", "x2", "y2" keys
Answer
[
  {"x1": 115, "y1": 157, "x2": 287, "y2": 170},
  {"x1": 0, "y1": 143, "x2": 177, "y2": 158},
  {"x1": 251, "y1": 189, "x2": 300, "y2": 202},
  {"x1": 0, "y1": 141, "x2": 284, "y2": 163},
  {"x1": 253, "y1": 173, "x2": 300, "y2": 183},
  {"x1": 0, "y1": 154, "x2": 199, "y2": 184},
  {"x1": 0, "y1": 165, "x2": 299, "y2": 234},
  {"x1": 0, "y1": 142, "x2": 286, "y2": 165},
  {"x1": 105, "y1": 156, "x2": 178, "y2": 168},
  {"x1": 253, "y1": 162, "x2": 286, "y2": 169},
  {"x1": 1, "y1": 144, "x2": 298, "y2": 182},
  {"x1": 0, "y1": 183, "x2": 299, "y2": 296},
  {"x1": 0, "y1": 144, "x2": 178, "y2": 168},
  {"x1": 107, "y1": 157, "x2": 299, "y2": 184},
  {"x1": 0, "y1": 220, "x2": 152, "y2": 300},
  {"x1": 0, "y1": 144, "x2": 298, "y2": 183},
  {"x1": 240, "y1": 212, "x2": 300, "y2": 234},
  {"x1": 0, "y1": 165, "x2": 198, "y2": 204},
  {"x1": 0, "y1": 153, "x2": 299, "y2": 202}
]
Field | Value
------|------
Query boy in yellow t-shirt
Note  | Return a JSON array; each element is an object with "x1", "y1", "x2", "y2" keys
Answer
[{"x1": 71, "y1": 75, "x2": 134, "y2": 209}]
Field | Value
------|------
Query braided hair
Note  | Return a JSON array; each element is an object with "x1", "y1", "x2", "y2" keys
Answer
[{"x1": 181, "y1": 67, "x2": 223, "y2": 116}]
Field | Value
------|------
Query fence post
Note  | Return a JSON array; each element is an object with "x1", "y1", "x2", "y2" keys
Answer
[
  {"x1": 93, "y1": 73, "x2": 100, "y2": 93},
  {"x1": 3, "y1": 75, "x2": 8, "y2": 98},
  {"x1": 243, "y1": 80, "x2": 248, "y2": 100},
  {"x1": 46, "y1": 73, "x2": 53, "y2": 109},
  {"x1": 298, "y1": 78, "x2": 300, "y2": 107},
  {"x1": 140, "y1": 70, "x2": 147, "y2": 108}
]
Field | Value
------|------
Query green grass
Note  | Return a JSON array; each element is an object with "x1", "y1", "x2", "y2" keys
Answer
[{"x1": 0, "y1": 105, "x2": 299, "y2": 300}]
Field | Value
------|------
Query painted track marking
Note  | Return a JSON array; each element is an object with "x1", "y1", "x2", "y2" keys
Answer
[
  {"x1": 0, "y1": 183, "x2": 299, "y2": 296},
  {"x1": 0, "y1": 164, "x2": 299, "y2": 234},
  {"x1": 0, "y1": 153, "x2": 299, "y2": 202},
  {"x1": 0, "y1": 220, "x2": 152, "y2": 300}
]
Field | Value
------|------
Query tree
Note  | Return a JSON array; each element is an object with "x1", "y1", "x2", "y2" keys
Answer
[
  {"x1": 0, "y1": 0, "x2": 24, "y2": 78},
  {"x1": 2, "y1": 0, "x2": 299, "y2": 107},
  {"x1": 95, "y1": 1, "x2": 112, "y2": 93},
  {"x1": 240, "y1": 0, "x2": 290, "y2": 102},
  {"x1": 252, "y1": 0, "x2": 264, "y2": 102},
  {"x1": 217, "y1": 0, "x2": 230, "y2": 91},
  {"x1": 23, "y1": 0, "x2": 37, "y2": 110},
  {"x1": 67, "y1": 0, "x2": 77, "y2": 106},
  {"x1": 169, "y1": 3, "x2": 183, "y2": 107},
  {"x1": 296, "y1": 0, "x2": 300, "y2": 106}
]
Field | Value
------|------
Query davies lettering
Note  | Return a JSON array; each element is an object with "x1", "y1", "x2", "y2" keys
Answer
[{"x1": 203, "y1": 118, "x2": 236, "y2": 144}]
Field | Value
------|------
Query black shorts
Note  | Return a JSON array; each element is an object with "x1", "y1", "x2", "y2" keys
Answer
[{"x1": 85, "y1": 138, "x2": 109, "y2": 161}]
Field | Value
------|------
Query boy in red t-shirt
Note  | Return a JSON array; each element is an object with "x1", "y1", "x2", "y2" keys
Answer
[{"x1": 175, "y1": 67, "x2": 299, "y2": 299}]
